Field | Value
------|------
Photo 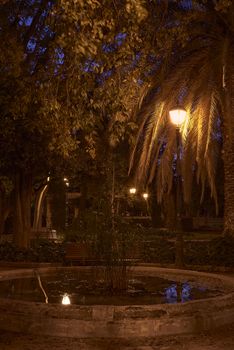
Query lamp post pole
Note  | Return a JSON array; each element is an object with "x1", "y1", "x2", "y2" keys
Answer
[
  {"x1": 169, "y1": 107, "x2": 187, "y2": 268},
  {"x1": 175, "y1": 127, "x2": 184, "y2": 268}
]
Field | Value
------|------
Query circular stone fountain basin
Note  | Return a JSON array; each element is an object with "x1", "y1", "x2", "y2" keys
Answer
[{"x1": 0, "y1": 266, "x2": 234, "y2": 338}]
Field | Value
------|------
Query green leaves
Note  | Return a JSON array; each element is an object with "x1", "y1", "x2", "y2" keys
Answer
[{"x1": 0, "y1": 0, "x2": 162, "y2": 200}]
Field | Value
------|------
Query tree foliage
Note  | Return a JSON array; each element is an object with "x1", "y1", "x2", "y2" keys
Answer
[
  {"x1": 0, "y1": 0, "x2": 164, "y2": 245},
  {"x1": 129, "y1": 0, "x2": 234, "y2": 233}
]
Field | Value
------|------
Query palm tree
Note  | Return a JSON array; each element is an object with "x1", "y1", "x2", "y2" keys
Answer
[{"x1": 130, "y1": 1, "x2": 234, "y2": 235}]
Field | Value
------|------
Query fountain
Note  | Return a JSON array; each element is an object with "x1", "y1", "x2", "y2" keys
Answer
[{"x1": 0, "y1": 266, "x2": 234, "y2": 338}]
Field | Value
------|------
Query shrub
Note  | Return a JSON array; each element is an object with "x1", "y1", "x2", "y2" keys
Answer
[
  {"x1": 0, "y1": 240, "x2": 65, "y2": 263},
  {"x1": 208, "y1": 236, "x2": 234, "y2": 267},
  {"x1": 142, "y1": 238, "x2": 174, "y2": 263}
]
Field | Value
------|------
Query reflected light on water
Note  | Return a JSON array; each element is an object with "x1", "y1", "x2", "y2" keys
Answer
[
  {"x1": 165, "y1": 283, "x2": 195, "y2": 303},
  {"x1": 62, "y1": 293, "x2": 71, "y2": 305}
]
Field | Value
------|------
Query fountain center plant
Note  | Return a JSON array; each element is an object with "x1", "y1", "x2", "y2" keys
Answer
[{"x1": 63, "y1": 207, "x2": 142, "y2": 294}]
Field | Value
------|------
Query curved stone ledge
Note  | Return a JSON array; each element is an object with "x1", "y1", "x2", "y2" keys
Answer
[{"x1": 0, "y1": 266, "x2": 234, "y2": 338}]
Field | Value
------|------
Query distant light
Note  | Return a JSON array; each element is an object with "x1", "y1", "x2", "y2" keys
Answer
[
  {"x1": 142, "y1": 193, "x2": 148, "y2": 199},
  {"x1": 63, "y1": 177, "x2": 68, "y2": 182},
  {"x1": 65, "y1": 182, "x2": 69, "y2": 187},
  {"x1": 62, "y1": 293, "x2": 71, "y2": 305},
  {"x1": 47, "y1": 176, "x2": 50, "y2": 182},
  {"x1": 129, "y1": 187, "x2": 136, "y2": 194},
  {"x1": 169, "y1": 108, "x2": 187, "y2": 127}
]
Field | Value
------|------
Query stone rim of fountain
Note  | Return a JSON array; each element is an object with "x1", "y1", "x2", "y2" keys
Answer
[{"x1": 0, "y1": 265, "x2": 234, "y2": 338}]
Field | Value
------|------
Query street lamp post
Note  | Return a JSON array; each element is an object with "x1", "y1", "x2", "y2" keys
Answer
[
  {"x1": 169, "y1": 107, "x2": 187, "y2": 268},
  {"x1": 142, "y1": 192, "x2": 150, "y2": 215},
  {"x1": 129, "y1": 187, "x2": 137, "y2": 194}
]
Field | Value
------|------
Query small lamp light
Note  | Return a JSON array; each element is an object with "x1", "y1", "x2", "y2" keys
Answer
[
  {"x1": 62, "y1": 293, "x2": 71, "y2": 305},
  {"x1": 169, "y1": 107, "x2": 187, "y2": 127},
  {"x1": 129, "y1": 187, "x2": 136, "y2": 194},
  {"x1": 142, "y1": 193, "x2": 148, "y2": 199}
]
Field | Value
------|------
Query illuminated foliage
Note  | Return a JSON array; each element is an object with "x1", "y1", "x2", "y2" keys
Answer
[
  {"x1": 0, "y1": 0, "x2": 163, "y2": 246},
  {"x1": 130, "y1": 0, "x2": 234, "y2": 234}
]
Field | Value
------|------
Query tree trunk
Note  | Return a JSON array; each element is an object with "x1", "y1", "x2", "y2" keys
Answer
[
  {"x1": 13, "y1": 172, "x2": 32, "y2": 248},
  {"x1": 163, "y1": 191, "x2": 176, "y2": 230},
  {"x1": 0, "y1": 190, "x2": 10, "y2": 236},
  {"x1": 151, "y1": 194, "x2": 163, "y2": 227},
  {"x1": 32, "y1": 184, "x2": 48, "y2": 232},
  {"x1": 223, "y1": 52, "x2": 234, "y2": 236}
]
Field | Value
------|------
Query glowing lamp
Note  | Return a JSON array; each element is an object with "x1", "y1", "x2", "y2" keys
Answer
[
  {"x1": 142, "y1": 193, "x2": 148, "y2": 199},
  {"x1": 129, "y1": 187, "x2": 136, "y2": 194},
  {"x1": 62, "y1": 293, "x2": 71, "y2": 305},
  {"x1": 169, "y1": 108, "x2": 187, "y2": 127}
]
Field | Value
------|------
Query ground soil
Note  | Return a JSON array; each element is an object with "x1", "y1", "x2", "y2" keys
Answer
[{"x1": 0, "y1": 323, "x2": 234, "y2": 350}]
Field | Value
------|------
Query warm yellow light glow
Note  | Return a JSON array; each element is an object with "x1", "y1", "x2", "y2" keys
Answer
[
  {"x1": 47, "y1": 176, "x2": 50, "y2": 182},
  {"x1": 142, "y1": 193, "x2": 148, "y2": 199},
  {"x1": 169, "y1": 108, "x2": 187, "y2": 126},
  {"x1": 65, "y1": 182, "x2": 69, "y2": 187},
  {"x1": 62, "y1": 294, "x2": 71, "y2": 305},
  {"x1": 63, "y1": 177, "x2": 68, "y2": 182},
  {"x1": 129, "y1": 187, "x2": 136, "y2": 194}
]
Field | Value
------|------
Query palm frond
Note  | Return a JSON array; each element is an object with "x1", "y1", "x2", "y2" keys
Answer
[{"x1": 129, "y1": 8, "x2": 225, "y2": 210}]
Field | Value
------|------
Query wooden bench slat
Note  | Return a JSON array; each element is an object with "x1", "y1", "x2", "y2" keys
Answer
[
  {"x1": 64, "y1": 242, "x2": 141, "y2": 265},
  {"x1": 64, "y1": 243, "x2": 96, "y2": 265}
]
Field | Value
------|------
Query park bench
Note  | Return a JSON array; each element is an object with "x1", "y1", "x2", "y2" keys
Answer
[
  {"x1": 31, "y1": 229, "x2": 61, "y2": 242},
  {"x1": 122, "y1": 244, "x2": 141, "y2": 263},
  {"x1": 64, "y1": 242, "x2": 141, "y2": 266},
  {"x1": 64, "y1": 242, "x2": 96, "y2": 265},
  {"x1": 105, "y1": 243, "x2": 141, "y2": 265},
  {"x1": 192, "y1": 217, "x2": 223, "y2": 231}
]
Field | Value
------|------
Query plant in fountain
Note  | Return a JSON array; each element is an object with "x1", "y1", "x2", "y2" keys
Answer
[
  {"x1": 101, "y1": 214, "x2": 141, "y2": 293},
  {"x1": 66, "y1": 205, "x2": 142, "y2": 294}
]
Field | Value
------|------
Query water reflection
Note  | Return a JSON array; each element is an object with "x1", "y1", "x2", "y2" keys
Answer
[
  {"x1": 164, "y1": 282, "x2": 200, "y2": 303},
  {"x1": 0, "y1": 273, "x2": 217, "y2": 306},
  {"x1": 62, "y1": 293, "x2": 71, "y2": 305}
]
